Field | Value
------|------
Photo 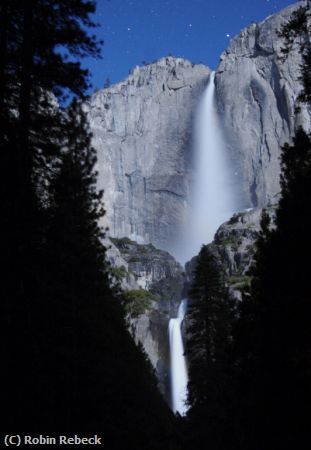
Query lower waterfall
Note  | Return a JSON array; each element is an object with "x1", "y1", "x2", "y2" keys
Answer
[{"x1": 169, "y1": 299, "x2": 188, "y2": 415}]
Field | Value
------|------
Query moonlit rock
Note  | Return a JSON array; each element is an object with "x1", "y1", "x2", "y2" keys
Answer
[
  {"x1": 84, "y1": 3, "x2": 311, "y2": 265},
  {"x1": 217, "y1": 1, "x2": 311, "y2": 207},
  {"x1": 84, "y1": 57, "x2": 210, "y2": 257}
]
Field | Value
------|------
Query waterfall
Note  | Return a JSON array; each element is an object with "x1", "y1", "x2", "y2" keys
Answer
[
  {"x1": 169, "y1": 299, "x2": 188, "y2": 415},
  {"x1": 179, "y1": 71, "x2": 237, "y2": 263},
  {"x1": 168, "y1": 72, "x2": 239, "y2": 415}
]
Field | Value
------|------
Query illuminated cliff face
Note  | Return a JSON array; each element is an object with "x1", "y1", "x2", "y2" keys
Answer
[
  {"x1": 84, "y1": 57, "x2": 210, "y2": 257},
  {"x1": 86, "y1": 3, "x2": 310, "y2": 262},
  {"x1": 216, "y1": 2, "x2": 311, "y2": 208}
]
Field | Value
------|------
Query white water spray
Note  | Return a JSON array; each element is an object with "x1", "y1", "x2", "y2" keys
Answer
[
  {"x1": 169, "y1": 299, "x2": 188, "y2": 415},
  {"x1": 168, "y1": 72, "x2": 239, "y2": 415},
  {"x1": 180, "y1": 71, "x2": 237, "y2": 262}
]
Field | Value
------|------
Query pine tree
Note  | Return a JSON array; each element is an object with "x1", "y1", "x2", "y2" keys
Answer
[
  {"x1": 185, "y1": 246, "x2": 236, "y2": 450},
  {"x1": 234, "y1": 130, "x2": 311, "y2": 450},
  {"x1": 231, "y1": 210, "x2": 274, "y2": 450},
  {"x1": 31, "y1": 100, "x2": 127, "y2": 431},
  {"x1": 279, "y1": 3, "x2": 311, "y2": 104},
  {"x1": 0, "y1": 0, "x2": 102, "y2": 277},
  {"x1": 0, "y1": 1, "x2": 102, "y2": 428},
  {"x1": 37, "y1": 101, "x2": 180, "y2": 445},
  {"x1": 1, "y1": 6, "x2": 181, "y2": 444}
]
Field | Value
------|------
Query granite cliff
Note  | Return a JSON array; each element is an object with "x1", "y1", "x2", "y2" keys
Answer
[
  {"x1": 84, "y1": 57, "x2": 210, "y2": 251},
  {"x1": 185, "y1": 206, "x2": 276, "y2": 301},
  {"x1": 86, "y1": 2, "x2": 310, "y2": 252},
  {"x1": 106, "y1": 237, "x2": 184, "y2": 402},
  {"x1": 216, "y1": 1, "x2": 311, "y2": 208}
]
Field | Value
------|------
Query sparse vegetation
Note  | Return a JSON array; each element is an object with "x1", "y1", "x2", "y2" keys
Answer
[
  {"x1": 228, "y1": 275, "x2": 251, "y2": 290},
  {"x1": 221, "y1": 235, "x2": 240, "y2": 251},
  {"x1": 110, "y1": 265, "x2": 129, "y2": 281},
  {"x1": 128, "y1": 256, "x2": 140, "y2": 263},
  {"x1": 124, "y1": 289, "x2": 158, "y2": 317},
  {"x1": 111, "y1": 236, "x2": 135, "y2": 246}
]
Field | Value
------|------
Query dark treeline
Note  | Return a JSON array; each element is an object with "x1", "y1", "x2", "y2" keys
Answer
[
  {"x1": 184, "y1": 5, "x2": 311, "y2": 450},
  {"x1": 0, "y1": 1, "x2": 180, "y2": 447},
  {"x1": 184, "y1": 248, "x2": 237, "y2": 450}
]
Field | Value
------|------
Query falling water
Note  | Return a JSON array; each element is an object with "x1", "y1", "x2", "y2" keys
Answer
[
  {"x1": 180, "y1": 71, "x2": 237, "y2": 263},
  {"x1": 169, "y1": 299, "x2": 188, "y2": 415},
  {"x1": 168, "y1": 72, "x2": 239, "y2": 415}
]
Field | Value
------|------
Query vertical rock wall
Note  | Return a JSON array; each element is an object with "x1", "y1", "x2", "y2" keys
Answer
[
  {"x1": 216, "y1": 1, "x2": 311, "y2": 207},
  {"x1": 85, "y1": 57, "x2": 210, "y2": 252},
  {"x1": 86, "y1": 3, "x2": 311, "y2": 250}
]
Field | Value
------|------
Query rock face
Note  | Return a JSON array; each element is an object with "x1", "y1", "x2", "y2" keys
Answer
[
  {"x1": 185, "y1": 207, "x2": 276, "y2": 300},
  {"x1": 111, "y1": 237, "x2": 184, "y2": 307},
  {"x1": 216, "y1": 1, "x2": 311, "y2": 208},
  {"x1": 85, "y1": 57, "x2": 210, "y2": 251},
  {"x1": 111, "y1": 237, "x2": 185, "y2": 403},
  {"x1": 86, "y1": 3, "x2": 311, "y2": 256},
  {"x1": 104, "y1": 237, "x2": 138, "y2": 290}
]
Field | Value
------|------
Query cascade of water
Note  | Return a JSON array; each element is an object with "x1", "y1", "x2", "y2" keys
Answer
[
  {"x1": 179, "y1": 71, "x2": 237, "y2": 263},
  {"x1": 169, "y1": 299, "x2": 188, "y2": 415},
  {"x1": 168, "y1": 72, "x2": 239, "y2": 415}
]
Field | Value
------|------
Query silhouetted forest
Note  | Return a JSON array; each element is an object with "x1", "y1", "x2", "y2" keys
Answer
[
  {"x1": 0, "y1": 1, "x2": 180, "y2": 448},
  {"x1": 184, "y1": 5, "x2": 311, "y2": 450}
]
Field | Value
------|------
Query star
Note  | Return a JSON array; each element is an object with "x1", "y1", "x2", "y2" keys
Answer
[
  {"x1": 127, "y1": 27, "x2": 131, "y2": 31},
  {"x1": 189, "y1": 24, "x2": 192, "y2": 28},
  {"x1": 226, "y1": 34, "x2": 230, "y2": 38}
]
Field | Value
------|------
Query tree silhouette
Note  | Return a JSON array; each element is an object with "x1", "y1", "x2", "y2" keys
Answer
[
  {"x1": 185, "y1": 246, "x2": 236, "y2": 450},
  {"x1": 1, "y1": 3, "x2": 180, "y2": 446},
  {"x1": 232, "y1": 6, "x2": 311, "y2": 447},
  {"x1": 1, "y1": 0, "x2": 102, "y2": 429}
]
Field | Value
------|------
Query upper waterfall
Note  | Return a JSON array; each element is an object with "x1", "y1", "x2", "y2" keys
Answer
[{"x1": 180, "y1": 71, "x2": 237, "y2": 262}]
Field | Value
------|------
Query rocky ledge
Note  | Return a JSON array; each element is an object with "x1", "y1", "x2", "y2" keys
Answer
[
  {"x1": 106, "y1": 237, "x2": 185, "y2": 402},
  {"x1": 186, "y1": 206, "x2": 276, "y2": 300}
]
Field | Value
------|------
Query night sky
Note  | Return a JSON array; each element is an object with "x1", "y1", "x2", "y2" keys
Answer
[{"x1": 85, "y1": 0, "x2": 297, "y2": 92}]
